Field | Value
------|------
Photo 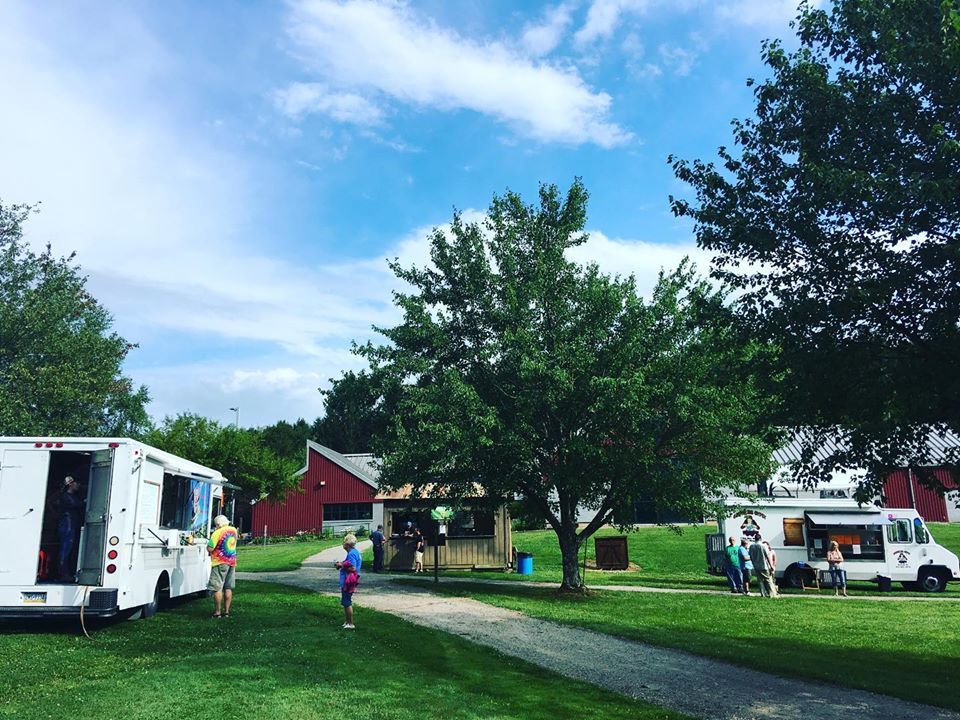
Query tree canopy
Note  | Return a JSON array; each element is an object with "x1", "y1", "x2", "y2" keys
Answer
[
  {"x1": 670, "y1": 0, "x2": 960, "y2": 493},
  {"x1": 261, "y1": 418, "x2": 313, "y2": 461},
  {"x1": 145, "y1": 413, "x2": 301, "y2": 505},
  {"x1": 0, "y1": 201, "x2": 150, "y2": 437},
  {"x1": 363, "y1": 180, "x2": 776, "y2": 588},
  {"x1": 312, "y1": 370, "x2": 394, "y2": 454}
]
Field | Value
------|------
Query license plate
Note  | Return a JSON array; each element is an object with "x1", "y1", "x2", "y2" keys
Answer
[{"x1": 21, "y1": 592, "x2": 47, "y2": 605}]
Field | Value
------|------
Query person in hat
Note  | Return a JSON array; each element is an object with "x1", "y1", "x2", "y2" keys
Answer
[
  {"x1": 335, "y1": 534, "x2": 362, "y2": 629},
  {"x1": 207, "y1": 515, "x2": 239, "y2": 617},
  {"x1": 370, "y1": 524, "x2": 386, "y2": 572},
  {"x1": 57, "y1": 476, "x2": 84, "y2": 581}
]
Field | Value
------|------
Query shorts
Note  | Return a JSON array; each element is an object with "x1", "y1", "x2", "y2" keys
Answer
[
  {"x1": 207, "y1": 563, "x2": 236, "y2": 592},
  {"x1": 741, "y1": 568, "x2": 752, "y2": 584},
  {"x1": 340, "y1": 589, "x2": 353, "y2": 607},
  {"x1": 414, "y1": 551, "x2": 424, "y2": 564}
]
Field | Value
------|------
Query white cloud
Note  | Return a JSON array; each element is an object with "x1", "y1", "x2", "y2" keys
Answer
[
  {"x1": 225, "y1": 367, "x2": 323, "y2": 393},
  {"x1": 658, "y1": 41, "x2": 701, "y2": 77},
  {"x1": 576, "y1": 0, "x2": 816, "y2": 47},
  {"x1": 283, "y1": 0, "x2": 632, "y2": 148},
  {"x1": 574, "y1": 0, "x2": 650, "y2": 46},
  {"x1": 569, "y1": 230, "x2": 713, "y2": 295},
  {"x1": 715, "y1": 0, "x2": 817, "y2": 27},
  {"x1": 520, "y1": 3, "x2": 575, "y2": 57},
  {"x1": 273, "y1": 82, "x2": 384, "y2": 125}
]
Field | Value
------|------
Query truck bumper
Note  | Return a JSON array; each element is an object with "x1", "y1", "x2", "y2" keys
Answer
[
  {"x1": 0, "y1": 605, "x2": 118, "y2": 619},
  {"x1": 0, "y1": 587, "x2": 119, "y2": 619}
]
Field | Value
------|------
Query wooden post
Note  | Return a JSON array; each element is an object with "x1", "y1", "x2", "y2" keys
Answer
[
  {"x1": 433, "y1": 543, "x2": 439, "y2": 583},
  {"x1": 582, "y1": 538, "x2": 588, "y2": 586}
]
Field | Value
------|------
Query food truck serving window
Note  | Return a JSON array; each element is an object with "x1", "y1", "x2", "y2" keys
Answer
[
  {"x1": 159, "y1": 474, "x2": 212, "y2": 532},
  {"x1": 806, "y1": 518, "x2": 884, "y2": 560}
]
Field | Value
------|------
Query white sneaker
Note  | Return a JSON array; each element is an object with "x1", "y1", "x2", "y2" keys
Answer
[{"x1": 343, "y1": 624, "x2": 355, "y2": 630}]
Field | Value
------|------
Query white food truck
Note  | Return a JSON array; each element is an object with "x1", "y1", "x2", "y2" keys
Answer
[
  {"x1": 707, "y1": 497, "x2": 960, "y2": 592},
  {"x1": 0, "y1": 437, "x2": 228, "y2": 619}
]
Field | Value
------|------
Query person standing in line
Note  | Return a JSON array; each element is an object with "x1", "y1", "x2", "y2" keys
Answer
[
  {"x1": 739, "y1": 539, "x2": 754, "y2": 596},
  {"x1": 413, "y1": 528, "x2": 425, "y2": 573},
  {"x1": 335, "y1": 534, "x2": 362, "y2": 629},
  {"x1": 370, "y1": 524, "x2": 386, "y2": 573},
  {"x1": 207, "y1": 515, "x2": 239, "y2": 618},
  {"x1": 762, "y1": 541, "x2": 779, "y2": 597},
  {"x1": 827, "y1": 540, "x2": 848, "y2": 597},
  {"x1": 749, "y1": 539, "x2": 776, "y2": 598},
  {"x1": 724, "y1": 537, "x2": 743, "y2": 594},
  {"x1": 57, "y1": 476, "x2": 85, "y2": 582}
]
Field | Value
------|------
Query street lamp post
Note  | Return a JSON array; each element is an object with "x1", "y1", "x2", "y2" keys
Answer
[{"x1": 226, "y1": 407, "x2": 240, "y2": 528}]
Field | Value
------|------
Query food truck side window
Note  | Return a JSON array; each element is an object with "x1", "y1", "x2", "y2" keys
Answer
[
  {"x1": 886, "y1": 519, "x2": 912, "y2": 543},
  {"x1": 783, "y1": 518, "x2": 805, "y2": 546},
  {"x1": 159, "y1": 474, "x2": 192, "y2": 530}
]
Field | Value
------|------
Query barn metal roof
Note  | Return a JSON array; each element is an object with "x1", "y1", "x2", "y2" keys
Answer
[
  {"x1": 342, "y1": 453, "x2": 381, "y2": 482},
  {"x1": 773, "y1": 428, "x2": 960, "y2": 467},
  {"x1": 304, "y1": 441, "x2": 379, "y2": 489}
]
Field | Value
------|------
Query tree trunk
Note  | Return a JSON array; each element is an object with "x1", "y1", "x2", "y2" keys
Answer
[{"x1": 557, "y1": 525, "x2": 583, "y2": 590}]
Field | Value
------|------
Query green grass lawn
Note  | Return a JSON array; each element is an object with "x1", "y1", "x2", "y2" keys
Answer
[
  {"x1": 238, "y1": 539, "x2": 345, "y2": 572},
  {"x1": 415, "y1": 580, "x2": 960, "y2": 711},
  {"x1": 453, "y1": 523, "x2": 960, "y2": 596},
  {"x1": 0, "y1": 582, "x2": 683, "y2": 720}
]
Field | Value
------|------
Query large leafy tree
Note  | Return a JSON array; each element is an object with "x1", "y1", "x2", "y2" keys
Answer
[
  {"x1": 145, "y1": 413, "x2": 301, "y2": 505},
  {"x1": 312, "y1": 370, "x2": 394, "y2": 453},
  {"x1": 261, "y1": 418, "x2": 313, "y2": 461},
  {"x1": 363, "y1": 181, "x2": 776, "y2": 589},
  {"x1": 670, "y1": 0, "x2": 960, "y2": 495},
  {"x1": 0, "y1": 202, "x2": 150, "y2": 436}
]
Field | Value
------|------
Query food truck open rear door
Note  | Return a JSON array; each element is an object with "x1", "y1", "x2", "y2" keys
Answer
[{"x1": 77, "y1": 449, "x2": 114, "y2": 586}]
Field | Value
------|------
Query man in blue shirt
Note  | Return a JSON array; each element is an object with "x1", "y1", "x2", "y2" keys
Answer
[
  {"x1": 334, "y1": 534, "x2": 362, "y2": 629},
  {"x1": 370, "y1": 524, "x2": 386, "y2": 572}
]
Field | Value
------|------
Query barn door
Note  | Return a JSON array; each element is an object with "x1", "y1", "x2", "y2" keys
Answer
[{"x1": 77, "y1": 449, "x2": 114, "y2": 586}]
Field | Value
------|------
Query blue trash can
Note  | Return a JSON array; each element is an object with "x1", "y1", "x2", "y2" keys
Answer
[{"x1": 517, "y1": 552, "x2": 533, "y2": 575}]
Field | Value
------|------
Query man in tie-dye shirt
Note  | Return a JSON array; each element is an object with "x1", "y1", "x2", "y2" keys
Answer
[{"x1": 207, "y1": 515, "x2": 238, "y2": 618}]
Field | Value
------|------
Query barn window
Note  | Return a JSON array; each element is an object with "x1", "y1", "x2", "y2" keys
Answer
[
  {"x1": 323, "y1": 503, "x2": 373, "y2": 521},
  {"x1": 447, "y1": 510, "x2": 495, "y2": 537}
]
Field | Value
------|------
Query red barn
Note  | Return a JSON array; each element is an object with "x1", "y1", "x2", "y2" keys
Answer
[
  {"x1": 250, "y1": 441, "x2": 383, "y2": 536},
  {"x1": 883, "y1": 468, "x2": 959, "y2": 523}
]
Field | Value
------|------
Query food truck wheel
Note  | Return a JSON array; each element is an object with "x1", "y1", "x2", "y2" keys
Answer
[
  {"x1": 918, "y1": 568, "x2": 948, "y2": 593},
  {"x1": 783, "y1": 564, "x2": 814, "y2": 589},
  {"x1": 141, "y1": 580, "x2": 163, "y2": 618}
]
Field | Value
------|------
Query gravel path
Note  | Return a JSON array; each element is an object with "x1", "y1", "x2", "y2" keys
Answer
[
  {"x1": 238, "y1": 547, "x2": 958, "y2": 720},
  {"x1": 431, "y1": 577, "x2": 960, "y2": 601}
]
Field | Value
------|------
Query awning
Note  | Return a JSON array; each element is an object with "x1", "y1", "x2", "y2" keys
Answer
[{"x1": 806, "y1": 512, "x2": 893, "y2": 526}]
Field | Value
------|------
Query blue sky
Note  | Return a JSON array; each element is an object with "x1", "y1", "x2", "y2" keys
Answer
[{"x1": 1, "y1": 0, "x2": 814, "y2": 428}]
